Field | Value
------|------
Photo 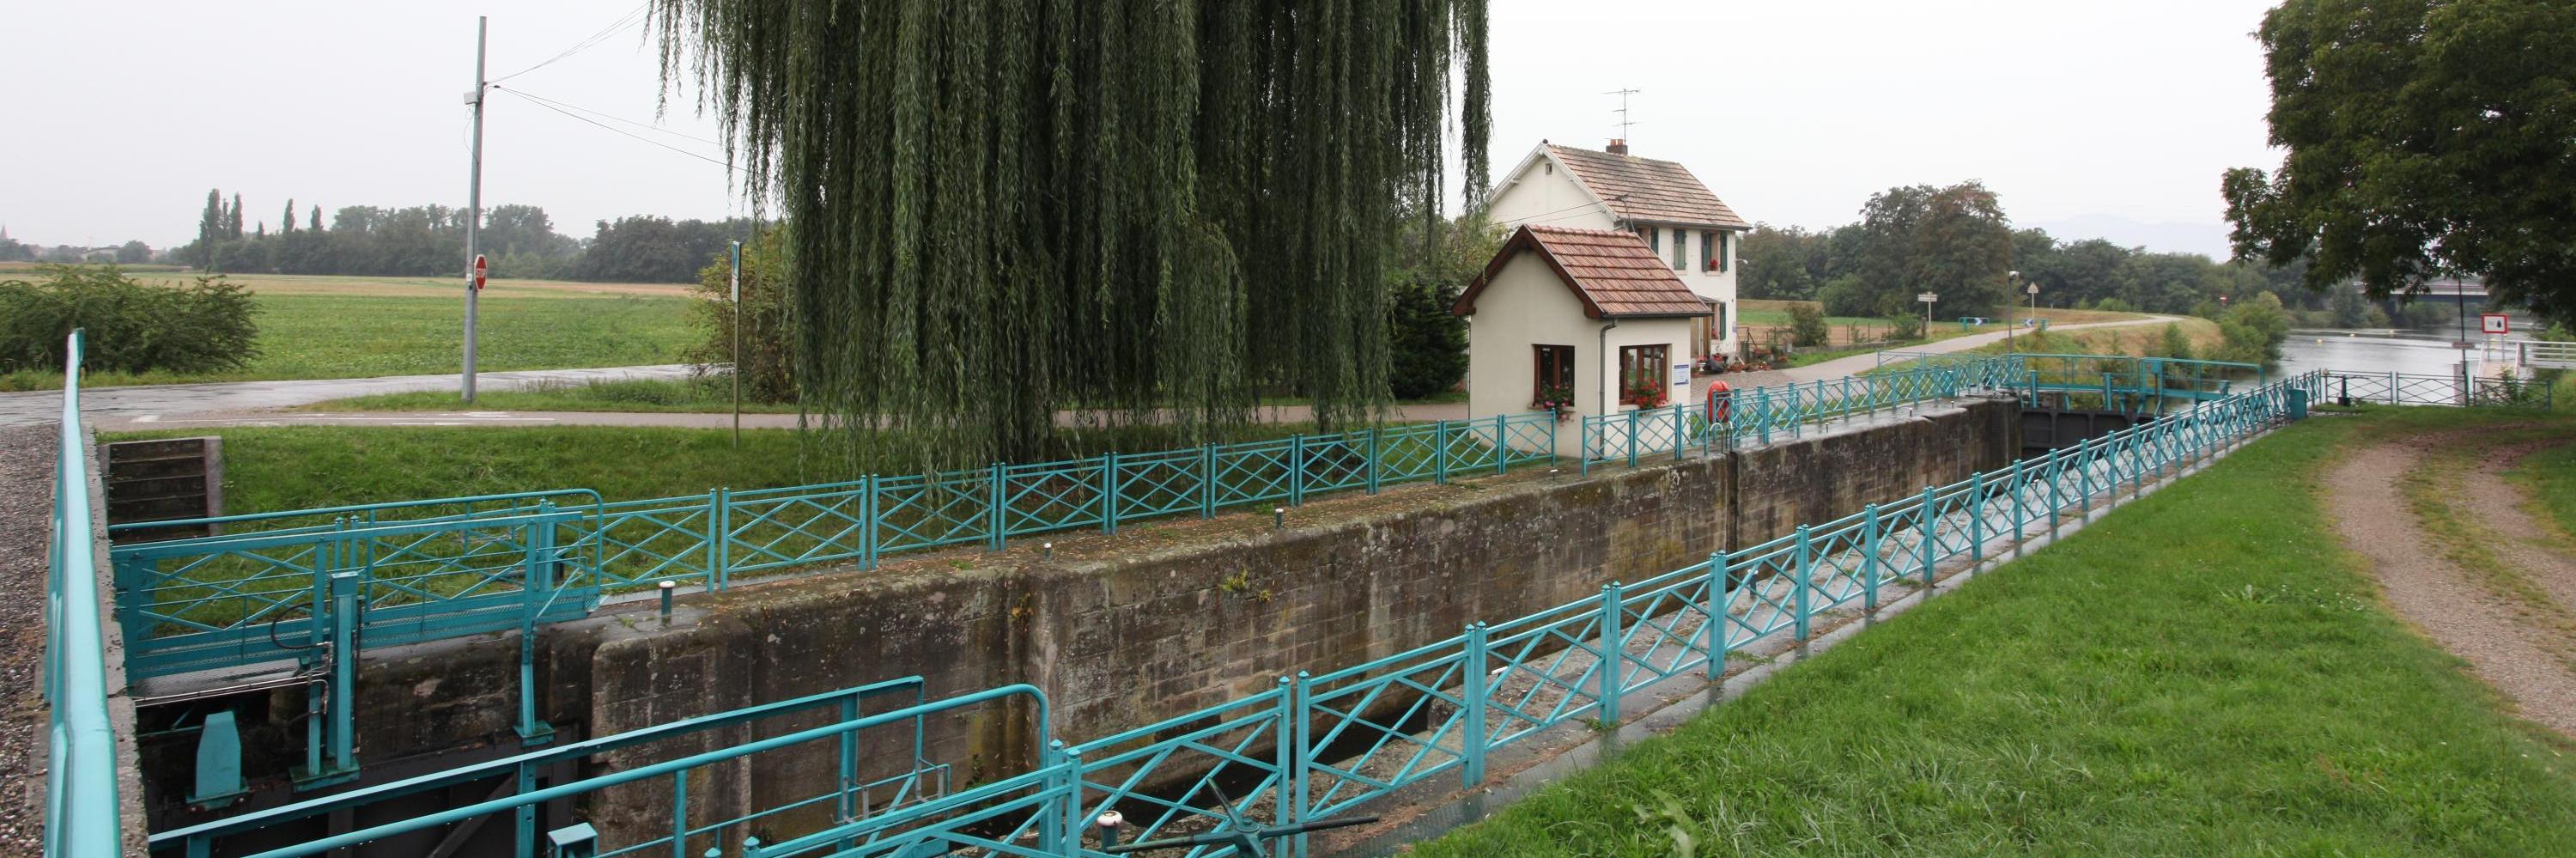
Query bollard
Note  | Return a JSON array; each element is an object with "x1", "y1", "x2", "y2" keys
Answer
[
  {"x1": 1273, "y1": 507, "x2": 1285, "y2": 531},
  {"x1": 1097, "y1": 811, "x2": 1127, "y2": 849},
  {"x1": 546, "y1": 823, "x2": 598, "y2": 858},
  {"x1": 657, "y1": 580, "x2": 675, "y2": 622}
]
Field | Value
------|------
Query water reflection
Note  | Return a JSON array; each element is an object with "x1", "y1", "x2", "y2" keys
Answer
[{"x1": 2276, "y1": 329, "x2": 2476, "y2": 378}]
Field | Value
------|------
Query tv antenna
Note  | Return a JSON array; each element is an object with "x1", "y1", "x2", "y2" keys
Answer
[{"x1": 1606, "y1": 88, "x2": 1640, "y2": 142}]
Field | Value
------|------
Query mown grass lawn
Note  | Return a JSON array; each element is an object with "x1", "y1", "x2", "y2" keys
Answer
[
  {"x1": 3, "y1": 290, "x2": 698, "y2": 390},
  {"x1": 1413, "y1": 410, "x2": 2576, "y2": 856}
]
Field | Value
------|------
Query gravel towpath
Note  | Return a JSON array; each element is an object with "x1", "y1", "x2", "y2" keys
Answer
[{"x1": 2323, "y1": 432, "x2": 2576, "y2": 737}]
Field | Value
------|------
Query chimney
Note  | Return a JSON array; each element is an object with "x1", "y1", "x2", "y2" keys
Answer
[{"x1": 1607, "y1": 138, "x2": 1628, "y2": 155}]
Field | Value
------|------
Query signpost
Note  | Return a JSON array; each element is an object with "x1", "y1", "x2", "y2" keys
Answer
[
  {"x1": 730, "y1": 240, "x2": 743, "y2": 448},
  {"x1": 2482, "y1": 313, "x2": 2509, "y2": 335},
  {"x1": 1917, "y1": 292, "x2": 1937, "y2": 338}
]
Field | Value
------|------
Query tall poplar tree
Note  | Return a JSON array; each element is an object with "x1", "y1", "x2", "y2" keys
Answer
[{"x1": 648, "y1": 0, "x2": 1492, "y2": 466}]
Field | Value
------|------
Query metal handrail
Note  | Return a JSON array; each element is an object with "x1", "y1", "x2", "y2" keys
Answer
[{"x1": 46, "y1": 328, "x2": 125, "y2": 856}]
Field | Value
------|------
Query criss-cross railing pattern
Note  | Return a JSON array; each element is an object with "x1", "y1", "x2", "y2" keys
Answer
[
  {"x1": 149, "y1": 371, "x2": 2366, "y2": 858},
  {"x1": 1581, "y1": 357, "x2": 2026, "y2": 472}
]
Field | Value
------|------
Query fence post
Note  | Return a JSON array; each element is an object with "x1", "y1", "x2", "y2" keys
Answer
[
  {"x1": 1757, "y1": 389, "x2": 1773, "y2": 446},
  {"x1": 988, "y1": 463, "x2": 1007, "y2": 551},
  {"x1": 1201, "y1": 444, "x2": 1218, "y2": 519},
  {"x1": 1435, "y1": 421, "x2": 1451, "y2": 484},
  {"x1": 1704, "y1": 551, "x2": 1729, "y2": 680},
  {"x1": 2046, "y1": 449, "x2": 2062, "y2": 542},
  {"x1": 1044, "y1": 741, "x2": 1075, "y2": 855},
  {"x1": 1546, "y1": 412, "x2": 1559, "y2": 466},
  {"x1": 860, "y1": 475, "x2": 879, "y2": 570},
  {"x1": 1100, "y1": 452, "x2": 1121, "y2": 534},
  {"x1": 1789, "y1": 384, "x2": 1803, "y2": 439},
  {"x1": 1625, "y1": 409, "x2": 1639, "y2": 468},
  {"x1": 1273, "y1": 675, "x2": 1298, "y2": 838},
  {"x1": 1291, "y1": 671, "x2": 1314, "y2": 855},
  {"x1": 1794, "y1": 525, "x2": 1814, "y2": 641},
  {"x1": 702, "y1": 488, "x2": 724, "y2": 588},
  {"x1": 1597, "y1": 582, "x2": 1624, "y2": 724},
  {"x1": 1862, "y1": 505, "x2": 1882, "y2": 612},
  {"x1": 2129, "y1": 435, "x2": 2144, "y2": 500},
  {"x1": 1367, "y1": 427, "x2": 1383, "y2": 494},
  {"x1": 1672, "y1": 405, "x2": 1686, "y2": 461},
  {"x1": 1289, "y1": 435, "x2": 1307, "y2": 507},
  {"x1": 326, "y1": 569, "x2": 359, "y2": 776},
  {"x1": 1919, "y1": 485, "x2": 1938, "y2": 585},
  {"x1": 1497, "y1": 414, "x2": 1511, "y2": 475},
  {"x1": 2080, "y1": 437, "x2": 2095, "y2": 516},
  {"x1": 1461, "y1": 624, "x2": 1488, "y2": 787},
  {"x1": 1969, "y1": 472, "x2": 1986, "y2": 563}
]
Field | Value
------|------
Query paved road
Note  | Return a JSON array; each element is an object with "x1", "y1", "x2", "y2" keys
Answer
[
  {"x1": 29, "y1": 315, "x2": 2184, "y2": 431},
  {"x1": 0, "y1": 365, "x2": 698, "y2": 427}
]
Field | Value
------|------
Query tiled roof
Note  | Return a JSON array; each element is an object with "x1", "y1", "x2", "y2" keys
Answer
[
  {"x1": 1453, "y1": 226, "x2": 1713, "y2": 319},
  {"x1": 1547, "y1": 144, "x2": 1749, "y2": 229}
]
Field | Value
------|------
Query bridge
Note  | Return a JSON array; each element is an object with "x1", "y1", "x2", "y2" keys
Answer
[{"x1": 24, "y1": 332, "x2": 2550, "y2": 857}]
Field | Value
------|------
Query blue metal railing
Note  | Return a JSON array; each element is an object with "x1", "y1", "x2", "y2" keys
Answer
[
  {"x1": 167, "y1": 370, "x2": 2328, "y2": 857},
  {"x1": 1581, "y1": 356, "x2": 2028, "y2": 471},
  {"x1": 46, "y1": 329, "x2": 126, "y2": 856}
]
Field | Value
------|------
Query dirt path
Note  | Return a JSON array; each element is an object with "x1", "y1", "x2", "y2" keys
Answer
[
  {"x1": 2454, "y1": 441, "x2": 2576, "y2": 614},
  {"x1": 2323, "y1": 433, "x2": 2576, "y2": 736}
]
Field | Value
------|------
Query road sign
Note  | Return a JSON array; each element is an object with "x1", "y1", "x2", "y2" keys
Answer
[
  {"x1": 2482, "y1": 313, "x2": 2509, "y2": 335},
  {"x1": 472, "y1": 254, "x2": 488, "y2": 290},
  {"x1": 2026, "y1": 283, "x2": 2038, "y2": 295},
  {"x1": 1917, "y1": 292, "x2": 1938, "y2": 303}
]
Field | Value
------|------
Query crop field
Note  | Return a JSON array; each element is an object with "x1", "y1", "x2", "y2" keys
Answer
[{"x1": 0, "y1": 271, "x2": 700, "y2": 390}]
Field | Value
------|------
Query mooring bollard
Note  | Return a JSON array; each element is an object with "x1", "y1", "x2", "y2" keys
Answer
[
  {"x1": 1273, "y1": 507, "x2": 1285, "y2": 531},
  {"x1": 658, "y1": 580, "x2": 675, "y2": 622}
]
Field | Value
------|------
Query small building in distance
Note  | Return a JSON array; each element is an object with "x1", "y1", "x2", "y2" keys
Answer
[
  {"x1": 1452, "y1": 224, "x2": 1710, "y2": 458},
  {"x1": 1485, "y1": 140, "x2": 1749, "y2": 362}
]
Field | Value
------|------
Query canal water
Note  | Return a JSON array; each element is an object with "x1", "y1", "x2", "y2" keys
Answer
[{"x1": 2276, "y1": 329, "x2": 2478, "y2": 379}]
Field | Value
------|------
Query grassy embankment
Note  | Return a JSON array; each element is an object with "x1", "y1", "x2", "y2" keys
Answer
[
  {"x1": 0, "y1": 273, "x2": 698, "y2": 391},
  {"x1": 1414, "y1": 408, "x2": 2576, "y2": 856}
]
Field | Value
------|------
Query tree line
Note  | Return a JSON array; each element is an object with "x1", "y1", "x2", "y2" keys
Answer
[
  {"x1": 167, "y1": 189, "x2": 755, "y2": 283},
  {"x1": 1735, "y1": 181, "x2": 2328, "y2": 323}
]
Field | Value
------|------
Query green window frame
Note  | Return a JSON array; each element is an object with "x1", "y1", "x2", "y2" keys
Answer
[
  {"x1": 1719, "y1": 231, "x2": 1732, "y2": 272},
  {"x1": 1670, "y1": 228, "x2": 1686, "y2": 270},
  {"x1": 1700, "y1": 230, "x2": 1716, "y2": 271}
]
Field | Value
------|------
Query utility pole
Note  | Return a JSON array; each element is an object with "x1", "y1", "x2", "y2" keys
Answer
[{"x1": 463, "y1": 15, "x2": 489, "y2": 402}]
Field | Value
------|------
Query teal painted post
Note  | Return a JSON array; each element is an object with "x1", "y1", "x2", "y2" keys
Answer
[
  {"x1": 1704, "y1": 551, "x2": 1729, "y2": 679},
  {"x1": 1273, "y1": 676, "x2": 1297, "y2": 838},
  {"x1": 516, "y1": 760, "x2": 538, "y2": 858},
  {"x1": 1969, "y1": 472, "x2": 1985, "y2": 563},
  {"x1": 1546, "y1": 413, "x2": 1558, "y2": 466},
  {"x1": 1919, "y1": 485, "x2": 1938, "y2": 584},
  {"x1": 1794, "y1": 525, "x2": 1813, "y2": 641},
  {"x1": 327, "y1": 570, "x2": 358, "y2": 776},
  {"x1": 1289, "y1": 435, "x2": 1307, "y2": 506},
  {"x1": 1625, "y1": 409, "x2": 1639, "y2": 468},
  {"x1": 2010, "y1": 459, "x2": 2026, "y2": 556},
  {"x1": 860, "y1": 476, "x2": 878, "y2": 570},
  {"x1": 1757, "y1": 389, "x2": 1772, "y2": 445},
  {"x1": 987, "y1": 463, "x2": 1006, "y2": 551},
  {"x1": 2046, "y1": 449, "x2": 2063, "y2": 541},
  {"x1": 1671, "y1": 405, "x2": 1685, "y2": 461},
  {"x1": 1496, "y1": 414, "x2": 1510, "y2": 475},
  {"x1": 519, "y1": 504, "x2": 556, "y2": 745},
  {"x1": 1862, "y1": 505, "x2": 1882, "y2": 612},
  {"x1": 2080, "y1": 438, "x2": 2094, "y2": 516},
  {"x1": 1435, "y1": 421, "x2": 1451, "y2": 484},
  {"x1": 1598, "y1": 582, "x2": 1624, "y2": 724},
  {"x1": 2130, "y1": 435, "x2": 2145, "y2": 499},
  {"x1": 1042, "y1": 742, "x2": 1072, "y2": 855},
  {"x1": 835, "y1": 693, "x2": 860, "y2": 829},
  {"x1": 702, "y1": 489, "x2": 722, "y2": 587},
  {"x1": 670, "y1": 770, "x2": 688, "y2": 858},
  {"x1": 1366, "y1": 428, "x2": 1382, "y2": 494},
  {"x1": 1461, "y1": 624, "x2": 1488, "y2": 786},
  {"x1": 1201, "y1": 444, "x2": 1218, "y2": 519},
  {"x1": 1291, "y1": 671, "x2": 1314, "y2": 858},
  {"x1": 1789, "y1": 385, "x2": 1802, "y2": 439},
  {"x1": 713, "y1": 488, "x2": 732, "y2": 590},
  {"x1": 1101, "y1": 453, "x2": 1121, "y2": 534}
]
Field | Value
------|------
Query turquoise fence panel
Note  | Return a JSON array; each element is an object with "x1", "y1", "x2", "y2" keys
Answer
[
  {"x1": 1210, "y1": 438, "x2": 1297, "y2": 508},
  {"x1": 1112, "y1": 447, "x2": 1210, "y2": 522},
  {"x1": 46, "y1": 330, "x2": 125, "y2": 858},
  {"x1": 1066, "y1": 686, "x2": 1291, "y2": 856}
]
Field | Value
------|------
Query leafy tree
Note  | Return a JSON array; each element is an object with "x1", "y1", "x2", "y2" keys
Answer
[
  {"x1": 1816, "y1": 274, "x2": 1874, "y2": 318},
  {"x1": 687, "y1": 229, "x2": 794, "y2": 402},
  {"x1": 1738, "y1": 224, "x2": 1823, "y2": 300},
  {"x1": 281, "y1": 198, "x2": 295, "y2": 234},
  {"x1": 2222, "y1": 0, "x2": 2576, "y2": 325},
  {"x1": 1385, "y1": 216, "x2": 1494, "y2": 400},
  {"x1": 229, "y1": 193, "x2": 245, "y2": 240},
  {"x1": 197, "y1": 189, "x2": 224, "y2": 267},
  {"x1": 2213, "y1": 291, "x2": 2292, "y2": 364},
  {"x1": 308, "y1": 204, "x2": 322, "y2": 233},
  {"x1": 2157, "y1": 322, "x2": 2195, "y2": 360},
  {"x1": 0, "y1": 265, "x2": 258, "y2": 374},
  {"x1": 2329, "y1": 283, "x2": 2372, "y2": 327},
  {"x1": 115, "y1": 240, "x2": 150, "y2": 264},
  {"x1": 1906, "y1": 182, "x2": 2014, "y2": 313}
]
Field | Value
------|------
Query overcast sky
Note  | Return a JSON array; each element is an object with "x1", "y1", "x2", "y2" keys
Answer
[{"x1": 2, "y1": 0, "x2": 2282, "y2": 259}]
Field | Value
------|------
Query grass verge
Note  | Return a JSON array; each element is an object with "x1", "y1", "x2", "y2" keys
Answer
[
  {"x1": 1413, "y1": 409, "x2": 2576, "y2": 856},
  {"x1": 308, "y1": 378, "x2": 801, "y2": 414},
  {"x1": 3, "y1": 290, "x2": 697, "y2": 390}
]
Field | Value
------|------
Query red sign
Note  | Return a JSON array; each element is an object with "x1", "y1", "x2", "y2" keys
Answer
[
  {"x1": 2482, "y1": 313, "x2": 2509, "y2": 335},
  {"x1": 472, "y1": 254, "x2": 488, "y2": 290}
]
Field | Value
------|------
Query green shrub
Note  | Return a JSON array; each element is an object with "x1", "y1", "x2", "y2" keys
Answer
[
  {"x1": 1786, "y1": 302, "x2": 1831, "y2": 347},
  {"x1": 687, "y1": 229, "x2": 796, "y2": 402},
  {"x1": 0, "y1": 264, "x2": 258, "y2": 374},
  {"x1": 2158, "y1": 322, "x2": 2195, "y2": 360},
  {"x1": 1387, "y1": 272, "x2": 1468, "y2": 399}
]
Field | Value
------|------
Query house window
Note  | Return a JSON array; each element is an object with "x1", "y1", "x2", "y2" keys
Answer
[
  {"x1": 1641, "y1": 227, "x2": 1658, "y2": 253},
  {"x1": 1713, "y1": 302, "x2": 1728, "y2": 338},
  {"x1": 1670, "y1": 228, "x2": 1686, "y2": 270},
  {"x1": 1532, "y1": 344, "x2": 1575, "y2": 406},
  {"x1": 1618, "y1": 344, "x2": 1669, "y2": 407},
  {"x1": 1719, "y1": 231, "x2": 1732, "y2": 272},
  {"x1": 1701, "y1": 230, "x2": 1716, "y2": 271}
]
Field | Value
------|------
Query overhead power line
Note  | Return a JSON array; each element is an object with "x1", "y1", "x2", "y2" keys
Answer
[
  {"x1": 491, "y1": 83, "x2": 723, "y2": 146},
  {"x1": 488, "y1": 2, "x2": 651, "y2": 84},
  {"x1": 490, "y1": 86, "x2": 760, "y2": 180}
]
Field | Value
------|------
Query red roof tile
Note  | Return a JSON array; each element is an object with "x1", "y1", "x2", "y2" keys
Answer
[
  {"x1": 1548, "y1": 144, "x2": 1749, "y2": 229},
  {"x1": 1453, "y1": 226, "x2": 1714, "y2": 319}
]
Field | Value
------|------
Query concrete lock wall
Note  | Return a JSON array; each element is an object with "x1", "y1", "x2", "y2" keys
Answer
[{"x1": 138, "y1": 398, "x2": 2018, "y2": 847}]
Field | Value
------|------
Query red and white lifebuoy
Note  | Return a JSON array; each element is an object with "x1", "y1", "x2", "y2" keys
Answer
[{"x1": 1704, "y1": 380, "x2": 1734, "y2": 423}]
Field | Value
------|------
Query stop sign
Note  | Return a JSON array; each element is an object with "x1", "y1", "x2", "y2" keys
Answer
[{"x1": 472, "y1": 254, "x2": 489, "y2": 290}]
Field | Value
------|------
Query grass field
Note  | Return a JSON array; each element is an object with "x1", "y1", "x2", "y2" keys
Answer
[
  {"x1": 1739, "y1": 300, "x2": 2156, "y2": 368},
  {"x1": 309, "y1": 378, "x2": 800, "y2": 414},
  {"x1": 0, "y1": 271, "x2": 702, "y2": 390},
  {"x1": 1414, "y1": 409, "x2": 2576, "y2": 856},
  {"x1": 102, "y1": 422, "x2": 1340, "y2": 512}
]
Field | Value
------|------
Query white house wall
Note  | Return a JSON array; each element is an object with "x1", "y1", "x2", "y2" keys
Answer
[
  {"x1": 1488, "y1": 151, "x2": 1741, "y2": 359},
  {"x1": 1463, "y1": 253, "x2": 1696, "y2": 459}
]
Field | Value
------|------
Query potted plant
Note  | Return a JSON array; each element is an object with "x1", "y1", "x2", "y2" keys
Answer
[
  {"x1": 1622, "y1": 377, "x2": 1669, "y2": 409},
  {"x1": 1533, "y1": 383, "x2": 1576, "y2": 420}
]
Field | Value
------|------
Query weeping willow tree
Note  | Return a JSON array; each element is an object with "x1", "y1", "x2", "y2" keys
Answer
[{"x1": 648, "y1": 0, "x2": 1490, "y2": 466}]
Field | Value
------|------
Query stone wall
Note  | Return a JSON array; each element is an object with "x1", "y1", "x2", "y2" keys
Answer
[{"x1": 137, "y1": 397, "x2": 2019, "y2": 847}]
